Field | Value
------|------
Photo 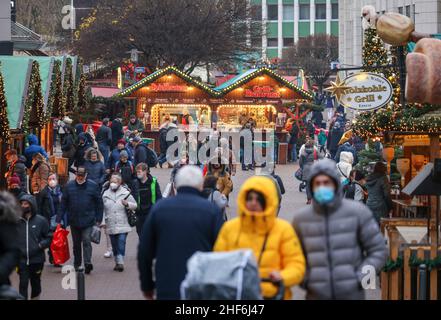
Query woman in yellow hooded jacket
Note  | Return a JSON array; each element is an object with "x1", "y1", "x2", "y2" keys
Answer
[{"x1": 214, "y1": 175, "x2": 306, "y2": 299}]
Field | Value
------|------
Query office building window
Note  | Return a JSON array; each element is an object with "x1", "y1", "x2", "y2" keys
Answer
[
  {"x1": 267, "y1": 38, "x2": 278, "y2": 47},
  {"x1": 412, "y1": 4, "x2": 415, "y2": 21},
  {"x1": 251, "y1": 5, "x2": 262, "y2": 21},
  {"x1": 299, "y1": 4, "x2": 310, "y2": 20},
  {"x1": 268, "y1": 5, "x2": 278, "y2": 20},
  {"x1": 283, "y1": 5, "x2": 294, "y2": 20},
  {"x1": 398, "y1": 7, "x2": 403, "y2": 14},
  {"x1": 283, "y1": 38, "x2": 294, "y2": 47},
  {"x1": 332, "y1": 3, "x2": 338, "y2": 20},
  {"x1": 316, "y1": 4, "x2": 326, "y2": 20},
  {"x1": 405, "y1": 5, "x2": 411, "y2": 17}
]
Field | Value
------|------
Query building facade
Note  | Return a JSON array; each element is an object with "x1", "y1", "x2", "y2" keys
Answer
[
  {"x1": 339, "y1": 0, "x2": 441, "y2": 68},
  {"x1": 251, "y1": 0, "x2": 339, "y2": 59}
]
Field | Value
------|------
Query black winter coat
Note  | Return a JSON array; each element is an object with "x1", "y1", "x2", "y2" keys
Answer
[
  {"x1": 131, "y1": 175, "x2": 162, "y2": 216},
  {"x1": 17, "y1": 195, "x2": 51, "y2": 265},
  {"x1": 111, "y1": 120, "x2": 124, "y2": 149},
  {"x1": 138, "y1": 187, "x2": 224, "y2": 299},
  {"x1": 96, "y1": 125, "x2": 112, "y2": 147},
  {"x1": 58, "y1": 180, "x2": 103, "y2": 228}
]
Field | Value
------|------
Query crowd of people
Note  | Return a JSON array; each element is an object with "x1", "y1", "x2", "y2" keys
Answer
[{"x1": 0, "y1": 110, "x2": 392, "y2": 301}]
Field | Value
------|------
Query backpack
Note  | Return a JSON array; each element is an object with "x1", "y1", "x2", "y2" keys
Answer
[
  {"x1": 180, "y1": 250, "x2": 262, "y2": 300},
  {"x1": 137, "y1": 143, "x2": 158, "y2": 168},
  {"x1": 343, "y1": 182, "x2": 356, "y2": 199}
]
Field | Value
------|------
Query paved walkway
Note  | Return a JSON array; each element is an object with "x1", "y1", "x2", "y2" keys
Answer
[{"x1": 10, "y1": 163, "x2": 380, "y2": 300}]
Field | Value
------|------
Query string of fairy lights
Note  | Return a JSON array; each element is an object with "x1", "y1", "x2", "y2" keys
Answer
[
  {"x1": 352, "y1": 27, "x2": 441, "y2": 138},
  {"x1": 0, "y1": 64, "x2": 10, "y2": 141},
  {"x1": 21, "y1": 61, "x2": 45, "y2": 135},
  {"x1": 116, "y1": 66, "x2": 313, "y2": 100}
]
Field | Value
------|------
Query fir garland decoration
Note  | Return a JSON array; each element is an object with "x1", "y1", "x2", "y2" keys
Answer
[
  {"x1": 45, "y1": 60, "x2": 63, "y2": 121},
  {"x1": 0, "y1": 65, "x2": 10, "y2": 141},
  {"x1": 22, "y1": 61, "x2": 45, "y2": 134},
  {"x1": 63, "y1": 57, "x2": 75, "y2": 114},
  {"x1": 382, "y1": 256, "x2": 404, "y2": 272}
]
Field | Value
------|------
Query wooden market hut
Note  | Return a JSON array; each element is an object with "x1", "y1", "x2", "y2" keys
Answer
[
  {"x1": 379, "y1": 119, "x2": 441, "y2": 300},
  {"x1": 116, "y1": 66, "x2": 313, "y2": 161}
]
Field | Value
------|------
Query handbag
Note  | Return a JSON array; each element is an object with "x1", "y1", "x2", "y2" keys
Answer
[
  {"x1": 123, "y1": 193, "x2": 137, "y2": 227},
  {"x1": 90, "y1": 225, "x2": 101, "y2": 244},
  {"x1": 50, "y1": 224, "x2": 70, "y2": 265}
]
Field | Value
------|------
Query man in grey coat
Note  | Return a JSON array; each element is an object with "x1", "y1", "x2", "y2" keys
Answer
[{"x1": 292, "y1": 159, "x2": 387, "y2": 300}]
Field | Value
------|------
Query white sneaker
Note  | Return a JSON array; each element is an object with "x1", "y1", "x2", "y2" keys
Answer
[{"x1": 104, "y1": 250, "x2": 113, "y2": 258}]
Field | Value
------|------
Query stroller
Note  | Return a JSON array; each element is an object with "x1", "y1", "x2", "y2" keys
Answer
[{"x1": 181, "y1": 250, "x2": 285, "y2": 300}]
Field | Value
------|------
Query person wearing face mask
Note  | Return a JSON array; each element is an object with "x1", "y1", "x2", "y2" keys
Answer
[
  {"x1": 7, "y1": 175, "x2": 27, "y2": 200},
  {"x1": 17, "y1": 194, "x2": 51, "y2": 299},
  {"x1": 206, "y1": 155, "x2": 233, "y2": 198},
  {"x1": 74, "y1": 133, "x2": 93, "y2": 169},
  {"x1": 131, "y1": 163, "x2": 162, "y2": 237},
  {"x1": 57, "y1": 167, "x2": 103, "y2": 274},
  {"x1": 38, "y1": 174, "x2": 67, "y2": 265},
  {"x1": 84, "y1": 149, "x2": 106, "y2": 187},
  {"x1": 114, "y1": 150, "x2": 134, "y2": 190},
  {"x1": 214, "y1": 176, "x2": 306, "y2": 300},
  {"x1": 292, "y1": 159, "x2": 387, "y2": 300},
  {"x1": 102, "y1": 173, "x2": 137, "y2": 271}
]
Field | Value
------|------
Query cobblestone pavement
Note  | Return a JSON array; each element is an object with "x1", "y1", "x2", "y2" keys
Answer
[{"x1": 10, "y1": 163, "x2": 380, "y2": 300}]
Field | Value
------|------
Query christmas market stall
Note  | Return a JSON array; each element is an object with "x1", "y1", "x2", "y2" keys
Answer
[
  {"x1": 115, "y1": 66, "x2": 313, "y2": 162},
  {"x1": 349, "y1": 9, "x2": 441, "y2": 300}
]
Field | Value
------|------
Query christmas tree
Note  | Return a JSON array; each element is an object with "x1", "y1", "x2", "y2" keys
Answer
[
  {"x1": 77, "y1": 73, "x2": 88, "y2": 113},
  {"x1": 22, "y1": 61, "x2": 45, "y2": 134},
  {"x1": 64, "y1": 58, "x2": 75, "y2": 113},
  {"x1": 47, "y1": 60, "x2": 64, "y2": 119},
  {"x1": 0, "y1": 66, "x2": 10, "y2": 141}
]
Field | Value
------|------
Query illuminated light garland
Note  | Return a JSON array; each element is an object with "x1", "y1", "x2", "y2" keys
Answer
[
  {"x1": 45, "y1": 60, "x2": 63, "y2": 121},
  {"x1": 21, "y1": 61, "x2": 45, "y2": 134},
  {"x1": 63, "y1": 58, "x2": 75, "y2": 114},
  {"x1": 116, "y1": 66, "x2": 314, "y2": 100},
  {"x1": 0, "y1": 64, "x2": 10, "y2": 141}
]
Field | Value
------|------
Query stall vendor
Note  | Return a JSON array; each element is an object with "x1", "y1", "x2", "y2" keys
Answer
[
  {"x1": 182, "y1": 109, "x2": 194, "y2": 125},
  {"x1": 128, "y1": 114, "x2": 145, "y2": 132}
]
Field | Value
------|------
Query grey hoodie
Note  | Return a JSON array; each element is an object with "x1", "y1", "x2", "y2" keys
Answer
[{"x1": 292, "y1": 159, "x2": 387, "y2": 300}]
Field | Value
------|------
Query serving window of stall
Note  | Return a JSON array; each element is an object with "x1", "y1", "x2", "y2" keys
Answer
[
  {"x1": 148, "y1": 104, "x2": 211, "y2": 129},
  {"x1": 217, "y1": 105, "x2": 277, "y2": 129}
]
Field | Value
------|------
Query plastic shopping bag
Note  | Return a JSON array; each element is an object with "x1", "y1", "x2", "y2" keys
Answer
[
  {"x1": 50, "y1": 224, "x2": 70, "y2": 265},
  {"x1": 91, "y1": 225, "x2": 101, "y2": 244}
]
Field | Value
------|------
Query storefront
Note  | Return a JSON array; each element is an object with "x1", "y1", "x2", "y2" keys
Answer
[{"x1": 116, "y1": 66, "x2": 313, "y2": 159}]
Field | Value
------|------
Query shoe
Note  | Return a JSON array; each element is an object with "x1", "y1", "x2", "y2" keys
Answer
[
  {"x1": 104, "y1": 250, "x2": 113, "y2": 258},
  {"x1": 113, "y1": 264, "x2": 119, "y2": 271},
  {"x1": 117, "y1": 264, "x2": 124, "y2": 272},
  {"x1": 85, "y1": 264, "x2": 93, "y2": 274},
  {"x1": 159, "y1": 162, "x2": 163, "y2": 168}
]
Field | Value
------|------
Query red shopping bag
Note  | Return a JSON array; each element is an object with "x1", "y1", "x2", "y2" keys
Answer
[{"x1": 50, "y1": 224, "x2": 70, "y2": 265}]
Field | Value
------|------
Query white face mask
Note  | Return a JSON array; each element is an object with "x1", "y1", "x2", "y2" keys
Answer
[
  {"x1": 48, "y1": 180, "x2": 57, "y2": 188},
  {"x1": 110, "y1": 183, "x2": 119, "y2": 191},
  {"x1": 137, "y1": 173, "x2": 145, "y2": 180}
]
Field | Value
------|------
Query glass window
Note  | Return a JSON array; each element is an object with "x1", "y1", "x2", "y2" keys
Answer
[
  {"x1": 283, "y1": 38, "x2": 294, "y2": 47},
  {"x1": 299, "y1": 4, "x2": 310, "y2": 20},
  {"x1": 398, "y1": 7, "x2": 403, "y2": 14},
  {"x1": 405, "y1": 5, "x2": 411, "y2": 17},
  {"x1": 412, "y1": 4, "x2": 415, "y2": 21},
  {"x1": 316, "y1": 4, "x2": 326, "y2": 20},
  {"x1": 332, "y1": 3, "x2": 338, "y2": 19},
  {"x1": 251, "y1": 5, "x2": 262, "y2": 21},
  {"x1": 268, "y1": 5, "x2": 278, "y2": 21},
  {"x1": 267, "y1": 38, "x2": 279, "y2": 47},
  {"x1": 283, "y1": 5, "x2": 294, "y2": 20}
]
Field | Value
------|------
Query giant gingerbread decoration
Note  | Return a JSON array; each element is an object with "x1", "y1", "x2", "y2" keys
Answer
[{"x1": 362, "y1": 6, "x2": 441, "y2": 105}]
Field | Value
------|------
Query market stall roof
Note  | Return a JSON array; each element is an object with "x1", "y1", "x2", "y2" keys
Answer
[
  {"x1": 214, "y1": 67, "x2": 313, "y2": 100},
  {"x1": 116, "y1": 66, "x2": 219, "y2": 97},
  {"x1": 11, "y1": 21, "x2": 46, "y2": 51},
  {"x1": 91, "y1": 87, "x2": 120, "y2": 98},
  {"x1": 0, "y1": 56, "x2": 32, "y2": 129}
]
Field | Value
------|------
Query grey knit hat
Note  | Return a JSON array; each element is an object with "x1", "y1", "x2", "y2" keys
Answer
[{"x1": 120, "y1": 150, "x2": 129, "y2": 159}]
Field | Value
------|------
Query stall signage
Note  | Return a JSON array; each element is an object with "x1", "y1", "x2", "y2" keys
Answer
[
  {"x1": 244, "y1": 86, "x2": 281, "y2": 99},
  {"x1": 339, "y1": 73, "x2": 393, "y2": 111},
  {"x1": 150, "y1": 83, "x2": 187, "y2": 92}
]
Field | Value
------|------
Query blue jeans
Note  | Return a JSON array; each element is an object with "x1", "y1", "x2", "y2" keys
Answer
[
  {"x1": 98, "y1": 143, "x2": 110, "y2": 165},
  {"x1": 109, "y1": 233, "x2": 128, "y2": 261},
  {"x1": 290, "y1": 143, "x2": 297, "y2": 162},
  {"x1": 158, "y1": 153, "x2": 167, "y2": 165}
]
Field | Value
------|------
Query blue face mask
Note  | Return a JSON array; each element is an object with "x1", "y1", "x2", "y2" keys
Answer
[{"x1": 313, "y1": 186, "x2": 335, "y2": 204}]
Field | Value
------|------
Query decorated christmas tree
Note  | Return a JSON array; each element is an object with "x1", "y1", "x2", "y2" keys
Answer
[
  {"x1": 0, "y1": 66, "x2": 10, "y2": 141},
  {"x1": 22, "y1": 61, "x2": 45, "y2": 134},
  {"x1": 64, "y1": 58, "x2": 75, "y2": 113},
  {"x1": 47, "y1": 60, "x2": 64, "y2": 119},
  {"x1": 77, "y1": 73, "x2": 88, "y2": 113}
]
